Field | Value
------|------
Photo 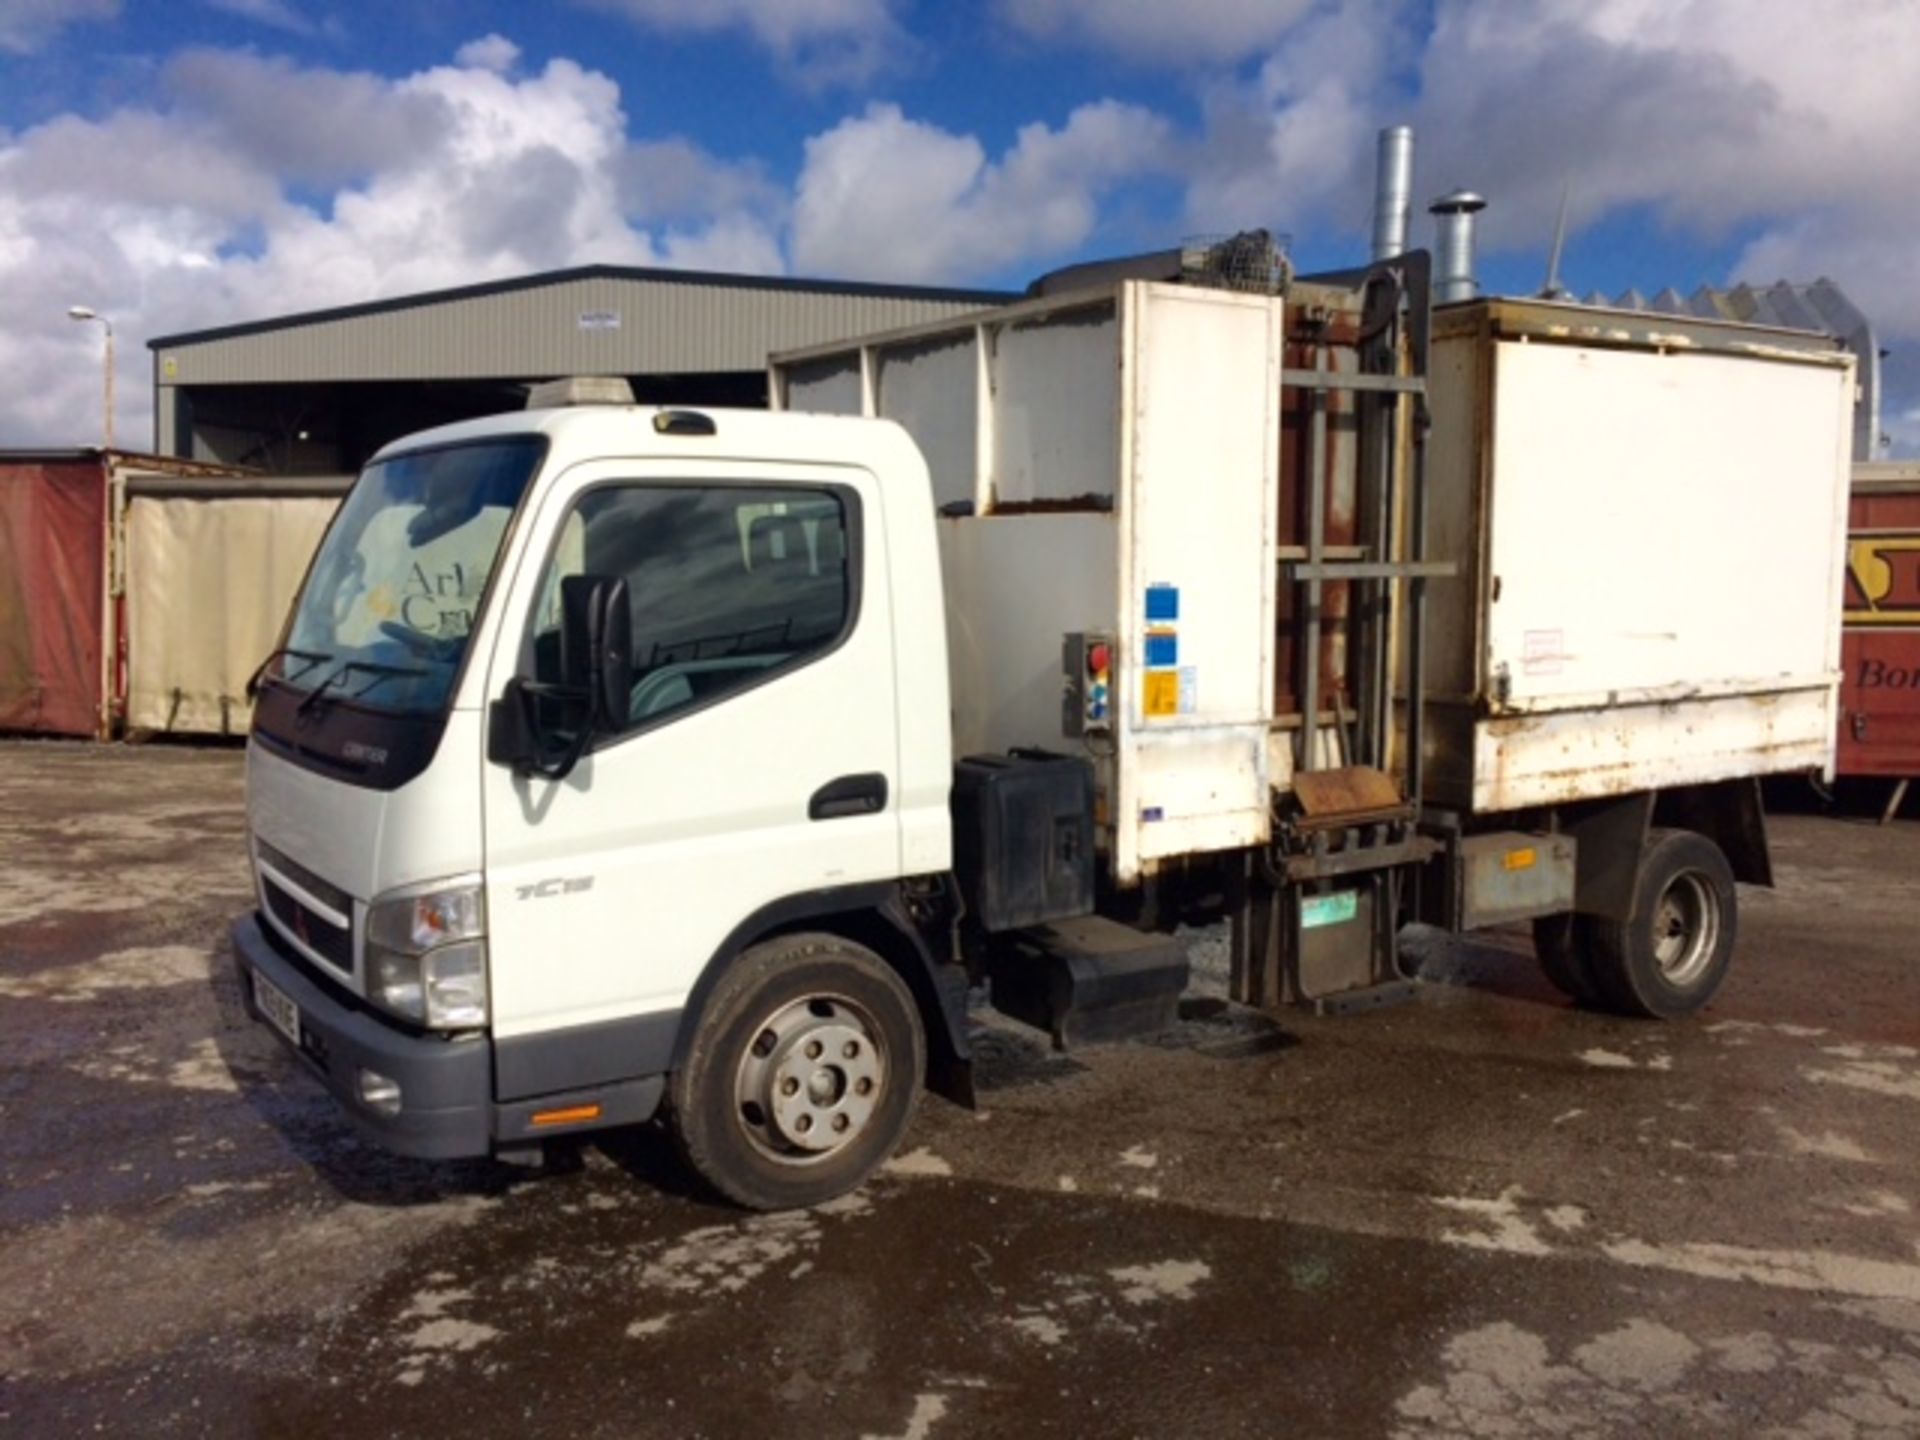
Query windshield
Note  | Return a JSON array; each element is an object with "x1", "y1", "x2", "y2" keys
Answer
[{"x1": 273, "y1": 438, "x2": 543, "y2": 715}]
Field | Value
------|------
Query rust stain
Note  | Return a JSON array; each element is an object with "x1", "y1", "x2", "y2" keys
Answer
[{"x1": 987, "y1": 493, "x2": 1114, "y2": 516}]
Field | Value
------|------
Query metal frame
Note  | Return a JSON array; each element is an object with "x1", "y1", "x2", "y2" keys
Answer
[{"x1": 1231, "y1": 252, "x2": 1450, "y2": 1010}]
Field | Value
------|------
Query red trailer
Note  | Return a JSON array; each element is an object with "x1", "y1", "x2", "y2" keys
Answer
[
  {"x1": 1840, "y1": 461, "x2": 1920, "y2": 819},
  {"x1": 0, "y1": 453, "x2": 111, "y2": 736}
]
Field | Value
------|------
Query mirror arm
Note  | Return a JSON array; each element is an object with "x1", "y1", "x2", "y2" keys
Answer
[{"x1": 490, "y1": 676, "x2": 598, "y2": 782}]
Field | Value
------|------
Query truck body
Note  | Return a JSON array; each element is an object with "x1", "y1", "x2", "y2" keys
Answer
[{"x1": 232, "y1": 265, "x2": 1856, "y2": 1208}]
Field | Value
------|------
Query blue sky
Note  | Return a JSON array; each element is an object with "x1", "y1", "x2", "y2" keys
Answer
[{"x1": 1, "y1": 0, "x2": 1914, "y2": 450}]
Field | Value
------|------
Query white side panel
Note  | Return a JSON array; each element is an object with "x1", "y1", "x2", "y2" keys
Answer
[
  {"x1": 1485, "y1": 342, "x2": 1853, "y2": 710},
  {"x1": 1116, "y1": 285, "x2": 1281, "y2": 878},
  {"x1": 990, "y1": 305, "x2": 1121, "y2": 507},
  {"x1": 875, "y1": 333, "x2": 979, "y2": 512},
  {"x1": 125, "y1": 494, "x2": 338, "y2": 734},
  {"x1": 937, "y1": 513, "x2": 1118, "y2": 758},
  {"x1": 1473, "y1": 685, "x2": 1837, "y2": 811}
]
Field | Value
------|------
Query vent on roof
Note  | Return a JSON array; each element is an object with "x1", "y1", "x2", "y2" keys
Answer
[{"x1": 526, "y1": 376, "x2": 635, "y2": 409}]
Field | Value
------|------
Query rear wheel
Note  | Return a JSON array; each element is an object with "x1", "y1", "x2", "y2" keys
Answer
[
  {"x1": 1584, "y1": 828, "x2": 1738, "y2": 1019},
  {"x1": 1532, "y1": 912, "x2": 1602, "y2": 1006},
  {"x1": 668, "y1": 932, "x2": 924, "y2": 1211}
]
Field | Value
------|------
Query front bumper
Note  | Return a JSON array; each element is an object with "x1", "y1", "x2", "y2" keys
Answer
[
  {"x1": 233, "y1": 913, "x2": 667, "y2": 1160},
  {"x1": 233, "y1": 913, "x2": 493, "y2": 1158}
]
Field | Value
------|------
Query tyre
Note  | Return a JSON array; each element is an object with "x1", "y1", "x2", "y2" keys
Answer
[
  {"x1": 667, "y1": 932, "x2": 925, "y2": 1211},
  {"x1": 1584, "y1": 828, "x2": 1738, "y2": 1019},
  {"x1": 1532, "y1": 912, "x2": 1602, "y2": 1006}
]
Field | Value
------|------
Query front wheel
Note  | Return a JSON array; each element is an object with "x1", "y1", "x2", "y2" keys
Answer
[
  {"x1": 667, "y1": 933, "x2": 925, "y2": 1211},
  {"x1": 1584, "y1": 828, "x2": 1738, "y2": 1019}
]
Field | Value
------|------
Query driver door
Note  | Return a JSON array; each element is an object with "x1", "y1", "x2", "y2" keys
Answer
[{"x1": 479, "y1": 457, "x2": 902, "y2": 1081}]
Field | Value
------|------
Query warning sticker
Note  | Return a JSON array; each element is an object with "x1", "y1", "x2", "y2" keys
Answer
[
  {"x1": 1144, "y1": 670, "x2": 1180, "y2": 717},
  {"x1": 1523, "y1": 629, "x2": 1565, "y2": 677}
]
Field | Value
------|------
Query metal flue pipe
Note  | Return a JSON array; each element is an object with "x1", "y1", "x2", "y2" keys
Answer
[
  {"x1": 1430, "y1": 189, "x2": 1487, "y2": 303},
  {"x1": 1370, "y1": 125, "x2": 1414, "y2": 262}
]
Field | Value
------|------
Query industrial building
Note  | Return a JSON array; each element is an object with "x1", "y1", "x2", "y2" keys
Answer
[{"x1": 146, "y1": 265, "x2": 1015, "y2": 474}]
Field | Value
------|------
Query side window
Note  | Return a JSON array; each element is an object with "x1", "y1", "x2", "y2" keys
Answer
[{"x1": 531, "y1": 483, "x2": 855, "y2": 732}]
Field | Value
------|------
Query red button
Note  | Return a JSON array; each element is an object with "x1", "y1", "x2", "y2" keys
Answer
[{"x1": 1088, "y1": 643, "x2": 1111, "y2": 674}]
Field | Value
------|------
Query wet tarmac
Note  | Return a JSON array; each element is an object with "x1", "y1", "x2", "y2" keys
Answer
[{"x1": 3, "y1": 740, "x2": 1919, "y2": 1438}]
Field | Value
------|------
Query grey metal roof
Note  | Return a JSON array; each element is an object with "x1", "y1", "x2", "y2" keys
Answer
[
  {"x1": 148, "y1": 264, "x2": 1015, "y2": 389},
  {"x1": 1571, "y1": 278, "x2": 1880, "y2": 459}
]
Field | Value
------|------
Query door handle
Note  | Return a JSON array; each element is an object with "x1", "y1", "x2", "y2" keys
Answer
[{"x1": 809, "y1": 773, "x2": 888, "y2": 820}]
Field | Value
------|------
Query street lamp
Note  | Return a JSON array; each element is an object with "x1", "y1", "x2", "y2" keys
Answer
[{"x1": 67, "y1": 305, "x2": 114, "y2": 452}]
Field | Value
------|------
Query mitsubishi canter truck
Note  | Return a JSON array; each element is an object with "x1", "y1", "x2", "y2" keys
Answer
[{"x1": 233, "y1": 257, "x2": 1855, "y2": 1210}]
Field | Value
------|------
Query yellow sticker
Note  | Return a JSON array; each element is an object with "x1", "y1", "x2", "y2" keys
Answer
[
  {"x1": 1503, "y1": 847, "x2": 1537, "y2": 871},
  {"x1": 1144, "y1": 670, "x2": 1179, "y2": 717}
]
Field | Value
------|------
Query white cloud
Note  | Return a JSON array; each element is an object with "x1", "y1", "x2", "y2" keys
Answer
[
  {"x1": 791, "y1": 99, "x2": 1170, "y2": 282},
  {"x1": 578, "y1": 0, "x2": 904, "y2": 86},
  {"x1": 0, "y1": 49, "x2": 789, "y2": 448},
  {"x1": 999, "y1": 0, "x2": 1317, "y2": 65},
  {"x1": 455, "y1": 33, "x2": 522, "y2": 74},
  {"x1": 1182, "y1": 0, "x2": 1415, "y2": 237},
  {"x1": 0, "y1": 0, "x2": 117, "y2": 53}
]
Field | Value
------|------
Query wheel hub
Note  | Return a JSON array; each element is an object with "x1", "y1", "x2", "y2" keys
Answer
[
  {"x1": 1651, "y1": 872, "x2": 1718, "y2": 986},
  {"x1": 736, "y1": 997, "x2": 886, "y2": 1161}
]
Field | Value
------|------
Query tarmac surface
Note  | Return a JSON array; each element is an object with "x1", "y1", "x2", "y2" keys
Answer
[{"x1": 3, "y1": 740, "x2": 1919, "y2": 1439}]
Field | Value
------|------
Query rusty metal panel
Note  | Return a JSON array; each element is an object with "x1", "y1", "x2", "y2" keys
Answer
[
  {"x1": 1292, "y1": 765, "x2": 1402, "y2": 822},
  {"x1": 0, "y1": 458, "x2": 107, "y2": 736},
  {"x1": 1840, "y1": 470, "x2": 1920, "y2": 777},
  {"x1": 1455, "y1": 831, "x2": 1576, "y2": 931}
]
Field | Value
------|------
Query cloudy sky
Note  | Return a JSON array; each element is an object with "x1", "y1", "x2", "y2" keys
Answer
[{"x1": 2, "y1": 0, "x2": 1915, "y2": 453}]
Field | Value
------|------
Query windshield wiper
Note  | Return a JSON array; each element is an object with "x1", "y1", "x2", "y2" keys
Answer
[
  {"x1": 247, "y1": 646, "x2": 331, "y2": 700},
  {"x1": 295, "y1": 659, "x2": 431, "y2": 717}
]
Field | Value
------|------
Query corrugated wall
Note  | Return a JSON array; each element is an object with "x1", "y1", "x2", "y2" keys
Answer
[{"x1": 155, "y1": 275, "x2": 1000, "y2": 386}]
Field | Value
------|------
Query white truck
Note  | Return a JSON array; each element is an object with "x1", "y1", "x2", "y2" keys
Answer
[{"x1": 233, "y1": 259, "x2": 1855, "y2": 1209}]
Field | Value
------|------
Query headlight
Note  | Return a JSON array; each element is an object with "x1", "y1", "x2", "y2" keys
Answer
[{"x1": 366, "y1": 880, "x2": 487, "y2": 1030}]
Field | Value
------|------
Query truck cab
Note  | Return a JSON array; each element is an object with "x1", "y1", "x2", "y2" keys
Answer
[{"x1": 234, "y1": 392, "x2": 970, "y2": 1209}]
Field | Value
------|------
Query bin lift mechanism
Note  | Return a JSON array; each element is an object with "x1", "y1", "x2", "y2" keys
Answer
[{"x1": 1230, "y1": 251, "x2": 1457, "y2": 1013}]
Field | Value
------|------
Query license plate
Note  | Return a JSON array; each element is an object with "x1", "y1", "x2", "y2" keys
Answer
[{"x1": 253, "y1": 969, "x2": 301, "y2": 1047}]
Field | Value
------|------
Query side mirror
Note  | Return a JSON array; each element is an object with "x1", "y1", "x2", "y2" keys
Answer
[
  {"x1": 560, "y1": 574, "x2": 633, "y2": 735},
  {"x1": 487, "y1": 574, "x2": 632, "y2": 780}
]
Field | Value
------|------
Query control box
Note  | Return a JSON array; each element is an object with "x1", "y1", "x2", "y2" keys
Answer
[{"x1": 1061, "y1": 631, "x2": 1116, "y2": 738}]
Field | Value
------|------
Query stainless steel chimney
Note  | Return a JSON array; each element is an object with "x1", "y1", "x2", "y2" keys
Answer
[
  {"x1": 1430, "y1": 188, "x2": 1487, "y2": 302},
  {"x1": 1370, "y1": 125, "x2": 1414, "y2": 262}
]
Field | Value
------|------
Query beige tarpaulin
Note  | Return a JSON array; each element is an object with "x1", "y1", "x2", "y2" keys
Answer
[{"x1": 125, "y1": 494, "x2": 339, "y2": 734}]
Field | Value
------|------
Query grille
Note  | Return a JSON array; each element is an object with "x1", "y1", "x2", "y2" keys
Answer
[
  {"x1": 255, "y1": 839, "x2": 351, "y2": 915},
  {"x1": 259, "y1": 866, "x2": 354, "y2": 972}
]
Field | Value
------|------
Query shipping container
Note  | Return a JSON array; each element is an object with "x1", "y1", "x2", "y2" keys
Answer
[
  {"x1": 0, "y1": 454, "x2": 113, "y2": 736},
  {"x1": 0, "y1": 451, "x2": 342, "y2": 739}
]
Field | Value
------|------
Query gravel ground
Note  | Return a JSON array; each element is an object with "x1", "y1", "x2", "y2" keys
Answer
[{"x1": 3, "y1": 739, "x2": 1919, "y2": 1438}]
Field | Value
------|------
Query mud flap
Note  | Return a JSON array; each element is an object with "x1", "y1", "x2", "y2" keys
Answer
[{"x1": 986, "y1": 915, "x2": 1189, "y2": 1050}]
